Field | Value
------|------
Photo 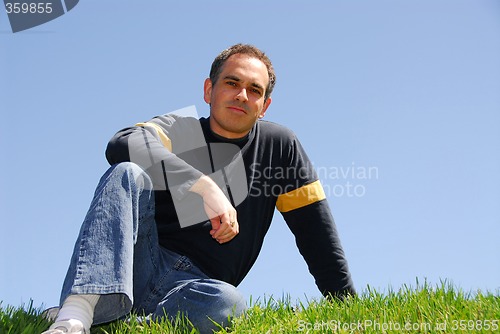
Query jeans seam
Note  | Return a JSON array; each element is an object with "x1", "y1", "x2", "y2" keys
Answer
[
  {"x1": 74, "y1": 219, "x2": 91, "y2": 284},
  {"x1": 143, "y1": 266, "x2": 174, "y2": 307}
]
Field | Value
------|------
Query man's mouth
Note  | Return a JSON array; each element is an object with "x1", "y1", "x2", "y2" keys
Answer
[{"x1": 227, "y1": 106, "x2": 247, "y2": 114}]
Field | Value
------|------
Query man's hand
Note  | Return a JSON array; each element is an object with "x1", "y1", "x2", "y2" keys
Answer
[{"x1": 189, "y1": 175, "x2": 239, "y2": 243}]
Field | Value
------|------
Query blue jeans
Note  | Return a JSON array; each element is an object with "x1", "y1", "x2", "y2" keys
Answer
[{"x1": 60, "y1": 162, "x2": 246, "y2": 333}]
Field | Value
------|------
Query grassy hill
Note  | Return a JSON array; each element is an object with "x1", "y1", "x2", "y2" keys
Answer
[{"x1": 2, "y1": 282, "x2": 499, "y2": 333}]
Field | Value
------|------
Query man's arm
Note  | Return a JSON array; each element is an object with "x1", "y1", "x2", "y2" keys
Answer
[
  {"x1": 275, "y1": 132, "x2": 355, "y2": 299},
  {"x1": 105, "y1": 116, "x2": 239, "y2": 242},
  {"x1": 281, "y1": 199, "x2": 356, "y2": 300}
]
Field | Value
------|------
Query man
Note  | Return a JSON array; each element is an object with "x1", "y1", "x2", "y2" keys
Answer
[{"x1": 43, "y1": 44, "x2": 355, "y2": 334}]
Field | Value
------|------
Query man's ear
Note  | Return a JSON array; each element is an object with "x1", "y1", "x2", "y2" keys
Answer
[
  {"x1": 258, "y1": 97, "x2": 272, "y2": 119},
  {"x1": 203, "y1": 78, "x2": 212, "y2": 104}
]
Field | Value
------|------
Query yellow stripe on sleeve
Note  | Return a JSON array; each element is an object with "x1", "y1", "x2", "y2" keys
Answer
[
  {"x1": 276, "y1": 180, "x2": 326, "y2": 213},
  {"x1": 136, "y1": 122, "x2": 173, "y2": 152}
]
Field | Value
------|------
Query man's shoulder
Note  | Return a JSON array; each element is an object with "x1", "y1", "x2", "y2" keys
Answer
[
  {"x1": 256, "y1": 120, "x2": 297, "y2": 140},
  {"x1": 151, "y1": 113, "x2": 201, "y2": 127}
]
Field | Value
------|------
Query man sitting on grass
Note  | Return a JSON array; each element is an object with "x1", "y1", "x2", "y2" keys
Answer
[{"x1": 42, "y1": 43, "x2": 355, "y2": 334}]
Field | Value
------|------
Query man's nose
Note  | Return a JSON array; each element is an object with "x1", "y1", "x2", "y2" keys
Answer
[{"x1": 235, "y1": 88, "x2": 248, "y2": 102}]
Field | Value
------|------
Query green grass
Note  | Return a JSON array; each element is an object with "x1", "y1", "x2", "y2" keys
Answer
[
  {"x1": 2, "y1": 281, "x2": 499, "y2": 333},
  {"x1": 0, "y1": 301, "x2": 51, "y2": 334}
]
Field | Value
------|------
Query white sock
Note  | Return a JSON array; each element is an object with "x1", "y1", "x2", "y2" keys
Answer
[{"x1": 55, "y1": 294, "x2": 100, "y2": 330}]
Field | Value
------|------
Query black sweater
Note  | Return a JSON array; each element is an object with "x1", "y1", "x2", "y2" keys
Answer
[{"x1": 106, "y1": 113, "x2": 355, "y2": 299}]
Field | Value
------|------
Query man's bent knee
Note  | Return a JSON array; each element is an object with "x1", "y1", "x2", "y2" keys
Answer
[
  {"x1": 106, "y1": 162, "x2": 153, "y2": 191},
  {"x1": 154, "y1": 279, "x2": 246, "y2": 333}
]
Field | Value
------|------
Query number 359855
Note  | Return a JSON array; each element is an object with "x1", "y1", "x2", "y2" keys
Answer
[{"x1": 5, "y1": 2, "x2": 53, "y2": 14}]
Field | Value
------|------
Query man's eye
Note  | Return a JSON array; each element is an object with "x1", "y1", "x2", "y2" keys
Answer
[
  {"x1": 251, "y1": 88, "x2": 262, "y2": 95},
  {"x1": 226, "y1": 81, "x2": 237, "y2": 86}
]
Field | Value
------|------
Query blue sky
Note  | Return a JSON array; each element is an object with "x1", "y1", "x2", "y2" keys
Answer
[{"x1": 1, "y1": 0, "x2": 499, "y2": 310}]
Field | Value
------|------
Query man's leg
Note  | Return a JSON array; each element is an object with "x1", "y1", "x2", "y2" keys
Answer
[
  {"x1": 132, "y1": 247, "x2": 246, "y2": 334},
  {"x1": 45, "y1": 161, "x2": 245, "y2": 333},
  {"x1": 154, "y1": 278, "x2": 247, "y2": 333},
  {"x1": 45, "y1": 162, "x2": 157, "y2": 332}
]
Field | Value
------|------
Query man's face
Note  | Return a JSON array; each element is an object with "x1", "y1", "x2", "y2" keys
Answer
[{"x1": 204, "y1": 54, "x2": 272, "y2": 139}]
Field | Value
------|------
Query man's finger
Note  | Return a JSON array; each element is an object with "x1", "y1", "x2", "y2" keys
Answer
[
  {"x1": 212, "y1": 219, "x2": 230, "y2": 238},
  {"x1": 213, "y1": 220, "x2": 239, "y2": 243},
  {"x1": 216, "y1": 230, "x2": 238, "y2": 244},
  {"x1": 209, "y1": 216, "x2": 221, "y2": 232}
]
